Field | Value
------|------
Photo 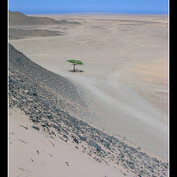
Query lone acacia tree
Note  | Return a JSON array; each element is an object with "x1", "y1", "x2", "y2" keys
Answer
[{"x1": 67, "y1": 59, "x2": 83, "y2": 72}]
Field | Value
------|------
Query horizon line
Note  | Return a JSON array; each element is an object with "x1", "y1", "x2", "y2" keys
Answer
[{"x1": 9, "y1": 10, "x2": 168, "y2": 16}]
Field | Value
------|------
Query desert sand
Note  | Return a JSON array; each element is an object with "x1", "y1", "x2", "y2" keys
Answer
[
  {"x1": 9, "y1": 42, "x2": 168, "y2": 176},
  {"x1": 9, "y1": 107, "x2": 135, "y2": 177},
  {"x1": 9, "y1": 13, "x2": 168, "y2": 162}
]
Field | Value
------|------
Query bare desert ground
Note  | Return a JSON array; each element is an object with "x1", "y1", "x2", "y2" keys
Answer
[
  {"x1": 9, "y1": 107, "x2": 135, "y2": 177},
  {"x1": 9, "y1": 14, "x2": 168, "y2": 161}
]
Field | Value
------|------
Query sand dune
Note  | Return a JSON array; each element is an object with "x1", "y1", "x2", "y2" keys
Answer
[
  {"x1": 9, "y1": 13, "x2": 168, "y2": 162},
  {"x1": 9, "y1": 11, "x2": 80, "y2": 39},
  {"x1": 9, "y1": 11, "x2": 80, "y2": 26}
]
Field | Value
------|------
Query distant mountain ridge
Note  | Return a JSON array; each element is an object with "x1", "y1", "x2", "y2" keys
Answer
[
  {"x1": 9, "y1": 28, "x2": 63, "y2": 39},
  {"x1": 9, "y1": 11, "x2": 80, "y2": 26}
]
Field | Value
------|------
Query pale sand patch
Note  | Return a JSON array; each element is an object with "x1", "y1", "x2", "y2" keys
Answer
[
  {"x1": 9, "y1": 107, "x2": 133, "y2": 177},
  {"x1": 9, "y1": 14, "x2": 168, "y2": 161},
  {"x1": 120, "y1": 58, "x2": 168, "y2": 113}
]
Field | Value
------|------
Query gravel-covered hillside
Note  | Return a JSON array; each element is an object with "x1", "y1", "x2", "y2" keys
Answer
[{"x1": 8, "y1": 43, "x2": 168, "y2": 177}]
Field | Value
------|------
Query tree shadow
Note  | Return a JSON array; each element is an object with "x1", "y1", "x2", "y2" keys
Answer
[{"x1": 68, "y1": 69, "x2": 84, "y2": 73}]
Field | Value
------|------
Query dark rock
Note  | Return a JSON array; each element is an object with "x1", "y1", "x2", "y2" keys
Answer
[
  {"x1": 106, "y1": 136, "x2": 113, "y2": 143},
  {"x1": 51, "y1": 131, "x2": 56, "y2": 136},
  {"x1": 120, "y1": 154, "x2": 125, "y2": 159},
  {"x1": 73, "y1": 138, "x2": 79, "y2": 144},
  {"x1": 47, "y1": 114, "x2": 53, "y2": 119},
  {"x1": 101, "y1": 139, "x2": 110, "y2": 147},
  {"x1": 20, "y1": 125, "x2": 28, "y2": 129},
  {"x1": 63, "y1": 134, "x2": 68, "y2": 139},
  {"x1": 32, "y1": 125, "x2": 40, "y2": 131},
  {"x1": 65, "y1": 162, "x2": 69, "y2": 166},
  {"x1": 88, "y1": 140, "x2": 101, "y2": 151},
  {"x1": 42, "y1": 101, "x2": 50, "y2": 108},
  {"x1": 127, "y1": 161, "x2": 135, "y2": 169},
  {"x1": 29, "y1": 91, "x2": 37, "y2": 96},
  {"x1": 138, "y1": 146, "x2": 141, "y2": 150},
  {"x1": 79, "y1": 136, "x2": 87, "y2": 141},
  {"x1": 52, "y1": 123, "x2": 60, "y2": 130}
]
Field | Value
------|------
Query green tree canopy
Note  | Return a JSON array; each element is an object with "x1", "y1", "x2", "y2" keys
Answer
[{"x1": 67, "y1": 59, "x2": 83, "y2": 72}]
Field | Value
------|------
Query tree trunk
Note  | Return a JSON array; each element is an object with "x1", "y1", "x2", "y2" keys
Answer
[{"x1": 73, "y1": 64, "x2": 76, "y2": 72}]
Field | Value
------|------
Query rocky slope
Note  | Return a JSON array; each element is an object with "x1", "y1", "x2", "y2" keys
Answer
[{"x1": 8, "y1": 43, "x2": 168, "y2": 176}]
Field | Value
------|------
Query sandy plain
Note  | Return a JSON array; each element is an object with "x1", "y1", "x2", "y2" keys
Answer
[{"x1": 10, "y1": 14, "x2": 168, "y2": 161}]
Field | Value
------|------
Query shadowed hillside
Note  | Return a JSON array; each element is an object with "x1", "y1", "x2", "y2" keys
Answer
[
  {"x1": 9, "y1": 11, "x2": 80, "y2": 39},
  {"x1": 9, "y1": 11, "x2": 80, "y2": 26},
  {"x1": 9, "y1": 28, "x2": 63, "y2": 39}
]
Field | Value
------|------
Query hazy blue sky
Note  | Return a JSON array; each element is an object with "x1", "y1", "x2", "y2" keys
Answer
[{"x1": 9, "y1": 0, "x2": 168, "y2": 14}]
